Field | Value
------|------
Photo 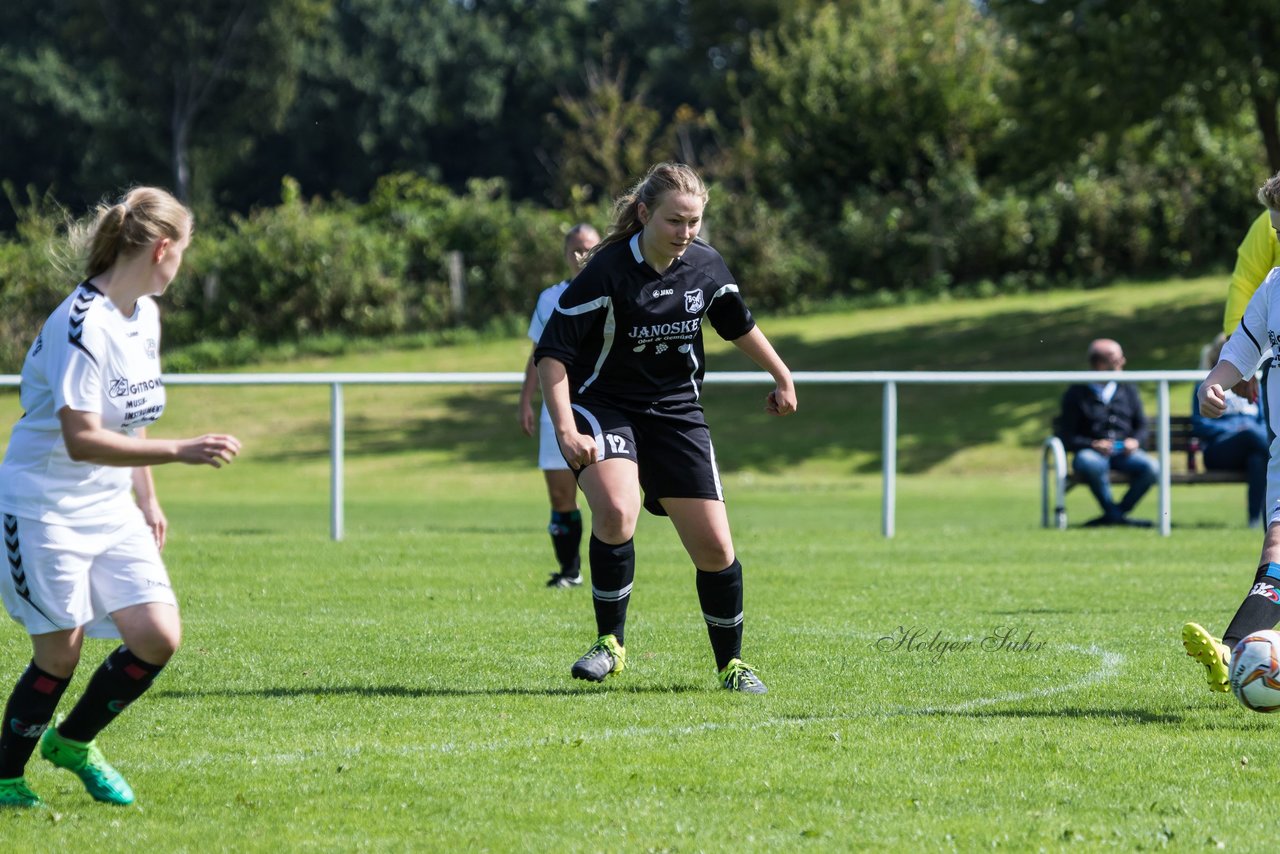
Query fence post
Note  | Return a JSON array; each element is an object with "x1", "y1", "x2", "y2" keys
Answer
[
  {"x1": 882, "y1": 381, "x2": 897, "y2": 538},
  {"x1": 1158, "y1": 380, "x2": 1171, "y2": 537},
  {"x1": 331, "y1": 382, "x2": 344, "y2": 542}
]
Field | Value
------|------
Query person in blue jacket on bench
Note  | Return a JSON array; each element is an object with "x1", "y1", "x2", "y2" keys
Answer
[
  {"x1": 1192, "y1": 333, "x2": 1268, "y2": 528},
  {"x1": 1057, "y1": 338, "x2": 1159, "y2": 527}
]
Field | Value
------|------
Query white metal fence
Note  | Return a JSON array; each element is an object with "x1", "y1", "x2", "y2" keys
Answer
[{"x1": 1, "y1": 370, "x2": 1209, "y2": 539}]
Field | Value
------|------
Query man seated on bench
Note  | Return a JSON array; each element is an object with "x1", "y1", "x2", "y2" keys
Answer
[
  {"x1": 1057, "y1": 338, "x2": 1159, "y2": 527},
  {"x1": 1192, "y1": 332, "x2": 1268, "y2": 527}
]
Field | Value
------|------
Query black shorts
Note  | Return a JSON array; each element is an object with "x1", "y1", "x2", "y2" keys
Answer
[{"x1": 568, "y1": 399, "x2": 723, "y2": 516}]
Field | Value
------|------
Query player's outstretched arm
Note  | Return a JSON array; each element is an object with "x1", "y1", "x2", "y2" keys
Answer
[
  {"x1": 59, "y1": 408, "x2": 241, "y2": 468},
  {"x1": 730, "y1": 326, "x2": 797, "y2": 416}
]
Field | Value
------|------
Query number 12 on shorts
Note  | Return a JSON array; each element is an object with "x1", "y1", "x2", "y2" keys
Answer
[{"x1": 605, "y1": 433, "x2": 631, "y2": 458}]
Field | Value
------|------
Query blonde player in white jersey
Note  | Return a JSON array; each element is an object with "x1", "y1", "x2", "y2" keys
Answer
[
  {"x1": 1183, "y1": 173, "x2": 1280, "y2": 695},
  {"x1": 517, "y1": 224, "x2": 600, "y2": 588},
  {"x1": 0, "y1": 187, "x2": 240, "y2": 809}
]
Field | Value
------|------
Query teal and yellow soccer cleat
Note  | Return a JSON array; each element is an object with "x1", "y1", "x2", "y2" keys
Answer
[
  {"x1": 1182, "y1": 622, "x2": 1232, "y2": 694},
  {"x1": 571, "y1": 634, "x2": 626, "y2": 682},
  {"x1": 0, "y1": 776, "x2": 43, "y2": 808},
  {"x1": 719, "y1": 659, "x2": 768, "y2": 694},
  {"x1": 40, "y1": 723, "x2": 135, "y2": 805}
]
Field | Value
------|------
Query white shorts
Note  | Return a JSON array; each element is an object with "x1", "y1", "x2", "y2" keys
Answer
[
  {"x1": 2, "y1": 511, "x2": 177, "y2": 638},
  {"x1": 539, "y1": 405, "x2": 569, "y2": 471}
]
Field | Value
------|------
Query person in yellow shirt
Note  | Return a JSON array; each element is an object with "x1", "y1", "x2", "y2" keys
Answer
[
  {"x1": 1222, "y1": 178, "x2": 1280, "y2": 404},
  {"x1": 1223, "y1": 203, "x2": 1280, "y2": 335}
]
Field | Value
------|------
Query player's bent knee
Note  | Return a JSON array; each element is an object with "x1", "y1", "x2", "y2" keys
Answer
[
  {"x1": 129, "y1": 631, "x2": 180, "y2": 666},
  {"x1": 694, "y1": 549, "x2": 735, "y2": 572},
  {"x1": 116, "y1": 607, "x2": 183, "y2": 665},
  {"x1": 593, "y1": 519, "x2": 637, "y2": 543},
  {"x1": 34, "y1": 650, "x2": 81, "y2": 679},
  {"x1": 589, "y1": 502, "x2": 638, "y2": 540}
]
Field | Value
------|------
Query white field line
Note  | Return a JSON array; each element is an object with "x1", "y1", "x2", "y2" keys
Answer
[{"x1": 142, "y1": 645, "x2": 1123, "y2": 770}]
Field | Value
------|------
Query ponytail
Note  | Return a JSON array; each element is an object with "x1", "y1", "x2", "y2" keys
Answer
[{"x1": 68, "y1": 187, "x2": 192, "y2": 278}]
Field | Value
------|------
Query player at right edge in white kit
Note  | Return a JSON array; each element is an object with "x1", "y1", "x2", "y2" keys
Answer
[
  {"x1": 1183, "y1": 173, "x2": 1280, "y2": 695},
  {"x1": 0, "y1": 187, "x2": 240, "y2": 808}
]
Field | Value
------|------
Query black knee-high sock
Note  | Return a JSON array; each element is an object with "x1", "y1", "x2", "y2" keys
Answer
[
  {"x1": 589, "y1": 535, "x2": 634, "y2": 644},
  {"x1": 58, "y1": 647, "x2": 164, "y2": 744},
  {"x1": 549, "y1": 510, "x2": 582, "y2": 576},
  {"x1": 697, "y1": 559, "x2": 744, "y2": 671},
  {"x1": 1223, "y1": 562, "x2": 1280, "y2": 650},
  {"x1": 0, "y1": 662, "x2": 70, "y2": 778}
]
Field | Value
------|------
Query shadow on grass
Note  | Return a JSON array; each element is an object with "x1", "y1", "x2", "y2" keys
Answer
[
  {"x1": 156, "y1": 682, "x2": 706, "y2": 700},
  {"x1": 985, "y1": 608, "x2": 1077, "y2": 616},
  {"x1": 901, "y1": 706, "x2": 1187, "y2": 724}
]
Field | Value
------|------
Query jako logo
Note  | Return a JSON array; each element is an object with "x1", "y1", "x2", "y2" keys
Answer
[{"x1": 652, "y1": 288, "x2": 673, "y2": 298}]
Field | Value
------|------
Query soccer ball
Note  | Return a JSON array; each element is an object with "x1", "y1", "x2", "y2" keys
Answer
[{"x1": 1230, "y1": 630, "x2": 1280, "y2": 713}]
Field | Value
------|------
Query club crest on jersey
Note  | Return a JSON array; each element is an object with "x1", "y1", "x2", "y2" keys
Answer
[
  {"x1": 146, "y1": 338, "x2": 157, "y2": 359},
  {"x1": 684, "y1": 290, "x2": 704, "y2": 314}
]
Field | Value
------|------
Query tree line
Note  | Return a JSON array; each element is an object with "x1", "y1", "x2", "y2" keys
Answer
[{"x1": 1, "y1": 0, "x2": 1278, "y2": 370}]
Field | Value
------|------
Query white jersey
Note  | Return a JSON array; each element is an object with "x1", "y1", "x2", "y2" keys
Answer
[
  {"x1": 0, "y1": 282, "x2": 166, "y2": 525},
  {"x1": 1222, "y1": 267, "x2": 1280, "y2": 436},
  {"x1": 527, "y1": 280, "x2": 570, "y2": 344},
  {"x1": 1222, "y1": 266, "x2": 1280, "y2": 522}
]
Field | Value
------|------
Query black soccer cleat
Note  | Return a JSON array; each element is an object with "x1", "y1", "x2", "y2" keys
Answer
[{"x1": 570, "y1": 634, "x2": 626, "y2": 682}]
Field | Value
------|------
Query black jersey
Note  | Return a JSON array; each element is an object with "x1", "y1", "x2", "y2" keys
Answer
[{"x1": 534, "y1": 233, "x2": 755, "y2": 409}]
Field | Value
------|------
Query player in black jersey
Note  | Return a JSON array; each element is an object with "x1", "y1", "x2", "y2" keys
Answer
[{"x1": 534, "y1": 162, "x2": 797, "y2": 693}]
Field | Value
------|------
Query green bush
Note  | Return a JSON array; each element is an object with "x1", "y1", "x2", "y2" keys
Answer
[
  {"x1": 180, "y1": 178, "x2": 408, "y2": 345},
  {"x1": 361, "y1": 173, "x2": 576, "y2": 329},
  {"x1": 0, "y1": 189, "x2": 74, "y2": 373},
  {"x1": 0, "y1": 134, "x2": 1265, "y2": 377}
]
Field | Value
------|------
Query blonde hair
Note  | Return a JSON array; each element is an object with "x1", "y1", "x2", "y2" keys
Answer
[
  {"x1": 595, "y1": 163, "x2": 709, "y2": 252},
  {"x1": 1258, "y1": 171, "x2": 1280, "y2": 211},
  {"x1": 69, "y1": 187, "x2": 192, "y2": 278}
]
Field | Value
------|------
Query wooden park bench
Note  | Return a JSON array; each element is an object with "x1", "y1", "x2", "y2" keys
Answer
[{"x1": 1040, "y1": 415, "x2": 1249, "y2": 528}]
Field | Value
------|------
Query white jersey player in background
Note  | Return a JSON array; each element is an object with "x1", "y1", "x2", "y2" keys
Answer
[
  {"x1": 0, "y1": 187, "x2": 240, "y2": 808},
  {"x1": 517, "y1": 224, "x2": 600, "y2": 588}
]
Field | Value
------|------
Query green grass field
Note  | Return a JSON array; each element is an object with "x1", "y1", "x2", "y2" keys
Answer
[{"x1": 1, "y1": 275, "x2": 1275, "y2": 850}]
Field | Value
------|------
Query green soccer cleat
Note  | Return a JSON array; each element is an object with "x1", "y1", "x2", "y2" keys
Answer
[
  {"x1": 40, "y1": 723, "x2": 135, "y2": 805},
  {"x1": 571, "y1": 634, "x2": 626, "y2": 682},
  {"x1": 0, "y1": 776, "x2": 43, "y2": 808},
  {"x1": 1182, "y1": 622, "x2": 1232, "y2": 694},
  {"x1": 719, "y1": 659, "x2": 768, "y2": 694}
]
